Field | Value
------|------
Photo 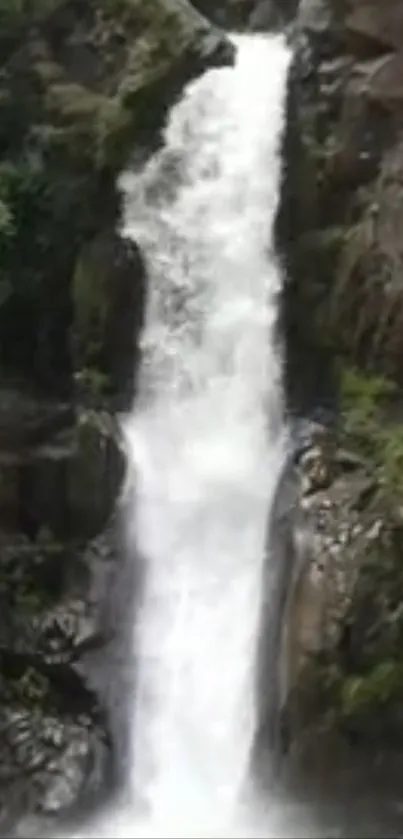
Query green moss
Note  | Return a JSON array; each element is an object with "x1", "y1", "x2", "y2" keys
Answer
[
  {"x1": 74, "y1": 367, "x2": 111, "y2": 400},
  {"x1": 293, "y1": 366, "x2": 403, "y2": 743},
  {"x1": 67, "y1": 406, "x2": 122, "y2": 539},
  {"x1": 339, "y1": 365, "x2": 403, "y2": 499},
  {"x1": 46, "y1": 83, "x2": 105, "y2": 123},
  {"x1": 95, "y1": 97, "x2": 134, "y2": 170},
  {"x1": 72, "y1": 239, "x2": 110, "y2": 372},
  {"x1": 341, "y1": 661, "x2": 403, "y2": 717},
  {"x1": 340, "y1": 365, "x2": 396, "y2": 411},
  {"x1": 340, "y1": 366, "x2": 391, "y2": 451},
  {"x1": 18, "y1": 666, "x2": 49, "y2": 704}
]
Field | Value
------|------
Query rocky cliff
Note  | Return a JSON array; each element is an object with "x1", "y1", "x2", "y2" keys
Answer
[
  {"x1": 280, "y1": 0, "x2": 403, "y2": 399},
  {"x1": 0, "y1": 1, "x2": 232, "y2": 832},
  {"x1": 276, "y1": 0, "x2": 403, "y2": 816}
]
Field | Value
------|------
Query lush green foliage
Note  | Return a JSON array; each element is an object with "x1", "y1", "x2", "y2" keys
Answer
[
  {"x1": 0, "y1": 0, "x2": 177, "y2": 394},
  {"x1": 0, "y1": 2, "x2": 125, "y2": 392},
  {"x1": 340, "y1": 365, "x2": 403, "y2": 498}
]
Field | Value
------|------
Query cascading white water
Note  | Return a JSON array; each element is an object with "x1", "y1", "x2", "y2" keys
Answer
[{"x1": 71, "y1": 32, "x2": 291, "y2": 839}]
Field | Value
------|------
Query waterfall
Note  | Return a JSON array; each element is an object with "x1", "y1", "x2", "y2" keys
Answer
[{"x1": 71, "y1": 32, "x2": 291, "y2": 839}]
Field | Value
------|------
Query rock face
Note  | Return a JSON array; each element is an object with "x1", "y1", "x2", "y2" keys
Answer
[
  {"x1": 0, "y1": 1, "x2": 233, "y2": 831},
  {"x1": 0, "y1": 396, "x2": 125, "y2": 834},
  {"x1": 344, "y1": 0, "x2": 403, "y2": 54},
  {"x1": 282, "y1": 421, "x2": 403, "y2": 804},
  {"x1": 72, "y1": 232, "x2": 145, "y2": 409},
  {"x1": 279, "y1": 0, "x2": 403, "y2": 398},
  {"x1": 278, "y1": 0, "x2": 403, "y2": 809},
  {"x1": 0, "y1": 392, "x2": 124, "y2": 540},
  {"x1": 0, "y1": 536, "x2": 107, "y2": 829},
  {"x1": 192, "y1": 0, "x2": 298, "y2": 31}
]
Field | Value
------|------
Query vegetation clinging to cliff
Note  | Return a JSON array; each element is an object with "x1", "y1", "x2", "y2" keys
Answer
[{"x1": 340, "y1": 365, "x2": 403, "y2": 500}]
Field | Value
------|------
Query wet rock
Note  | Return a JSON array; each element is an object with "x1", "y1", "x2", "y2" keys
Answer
[
  {"x1": 67, "y1": 409, "x2": 125, "y2": 541},
  {"x1": 249, "y1": 1, "x2": 299, "y2": 32},
  {"x1": 364, "y1": 54, "x2": 403, "y2": 107},
  {"x1": 0, "y1": 392, "x2": 73, "y2": 453},
  {"x1": 282, "y1": 409, "x2": 403, "y2": 799},
  {"x1": 298, "y1": 425, "x2": 336, "y2": 495},
  {"x1": 0, "y1": 399, "x2": 123, "y2": 541},
  {"x1": 192, "y1": 0, "x2": 299, "y2": 31},
  {"x1": 344, "y1": 0, "x2": 403, "y2": 55},
  {"x1": 191, "y1": 0, "x2": 254, "y2": 28},
  {"x1": 287, "y1": 448, "x2": 373, "y2": 682},
  {"x1": 0, "y1": 523, "x2": 121, "y2": 829},
  {"x1": 72, "y1": 232, "x2": 145, "y2": 409},
  {"x1": 0, "y1": 704, "x2": 108, "y2": 830},
  {"x1": 297, "y1": 0, "x2": 332, "y2": 36},
  {"x1": 276, "y1": 0, "x2": 403, "y2": 818}
]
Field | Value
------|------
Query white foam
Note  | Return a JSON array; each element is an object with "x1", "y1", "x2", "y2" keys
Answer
[{"x1": 73, "y1": 33, "x2": 291, "y2": 839}]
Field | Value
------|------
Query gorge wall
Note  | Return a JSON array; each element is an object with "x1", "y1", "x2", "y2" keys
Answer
[
  {"x1": 3, "y1": 0, "x2": 403, "y2": 834},
  {"x1": 277, "y1": 0, "x2": 403, "y2": 816}
]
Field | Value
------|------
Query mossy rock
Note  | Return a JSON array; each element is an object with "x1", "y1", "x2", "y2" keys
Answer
[
  {"x1": 72, "y1": 230, "x2": 145, "y2": 402},
  {"x1": 339, "y1": 364, "x2": 403, "y2": 500},
  {"x1": 67, "y1": 408, "x2": 124, "y2": 540},
  {"x1": 341, "y1": 661, "x2": 403, "y2": 718}
]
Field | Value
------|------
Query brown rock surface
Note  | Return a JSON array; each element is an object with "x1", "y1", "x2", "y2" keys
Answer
[{"x1": 345, "y1": 0, "x2": 403, "y2": 54}]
